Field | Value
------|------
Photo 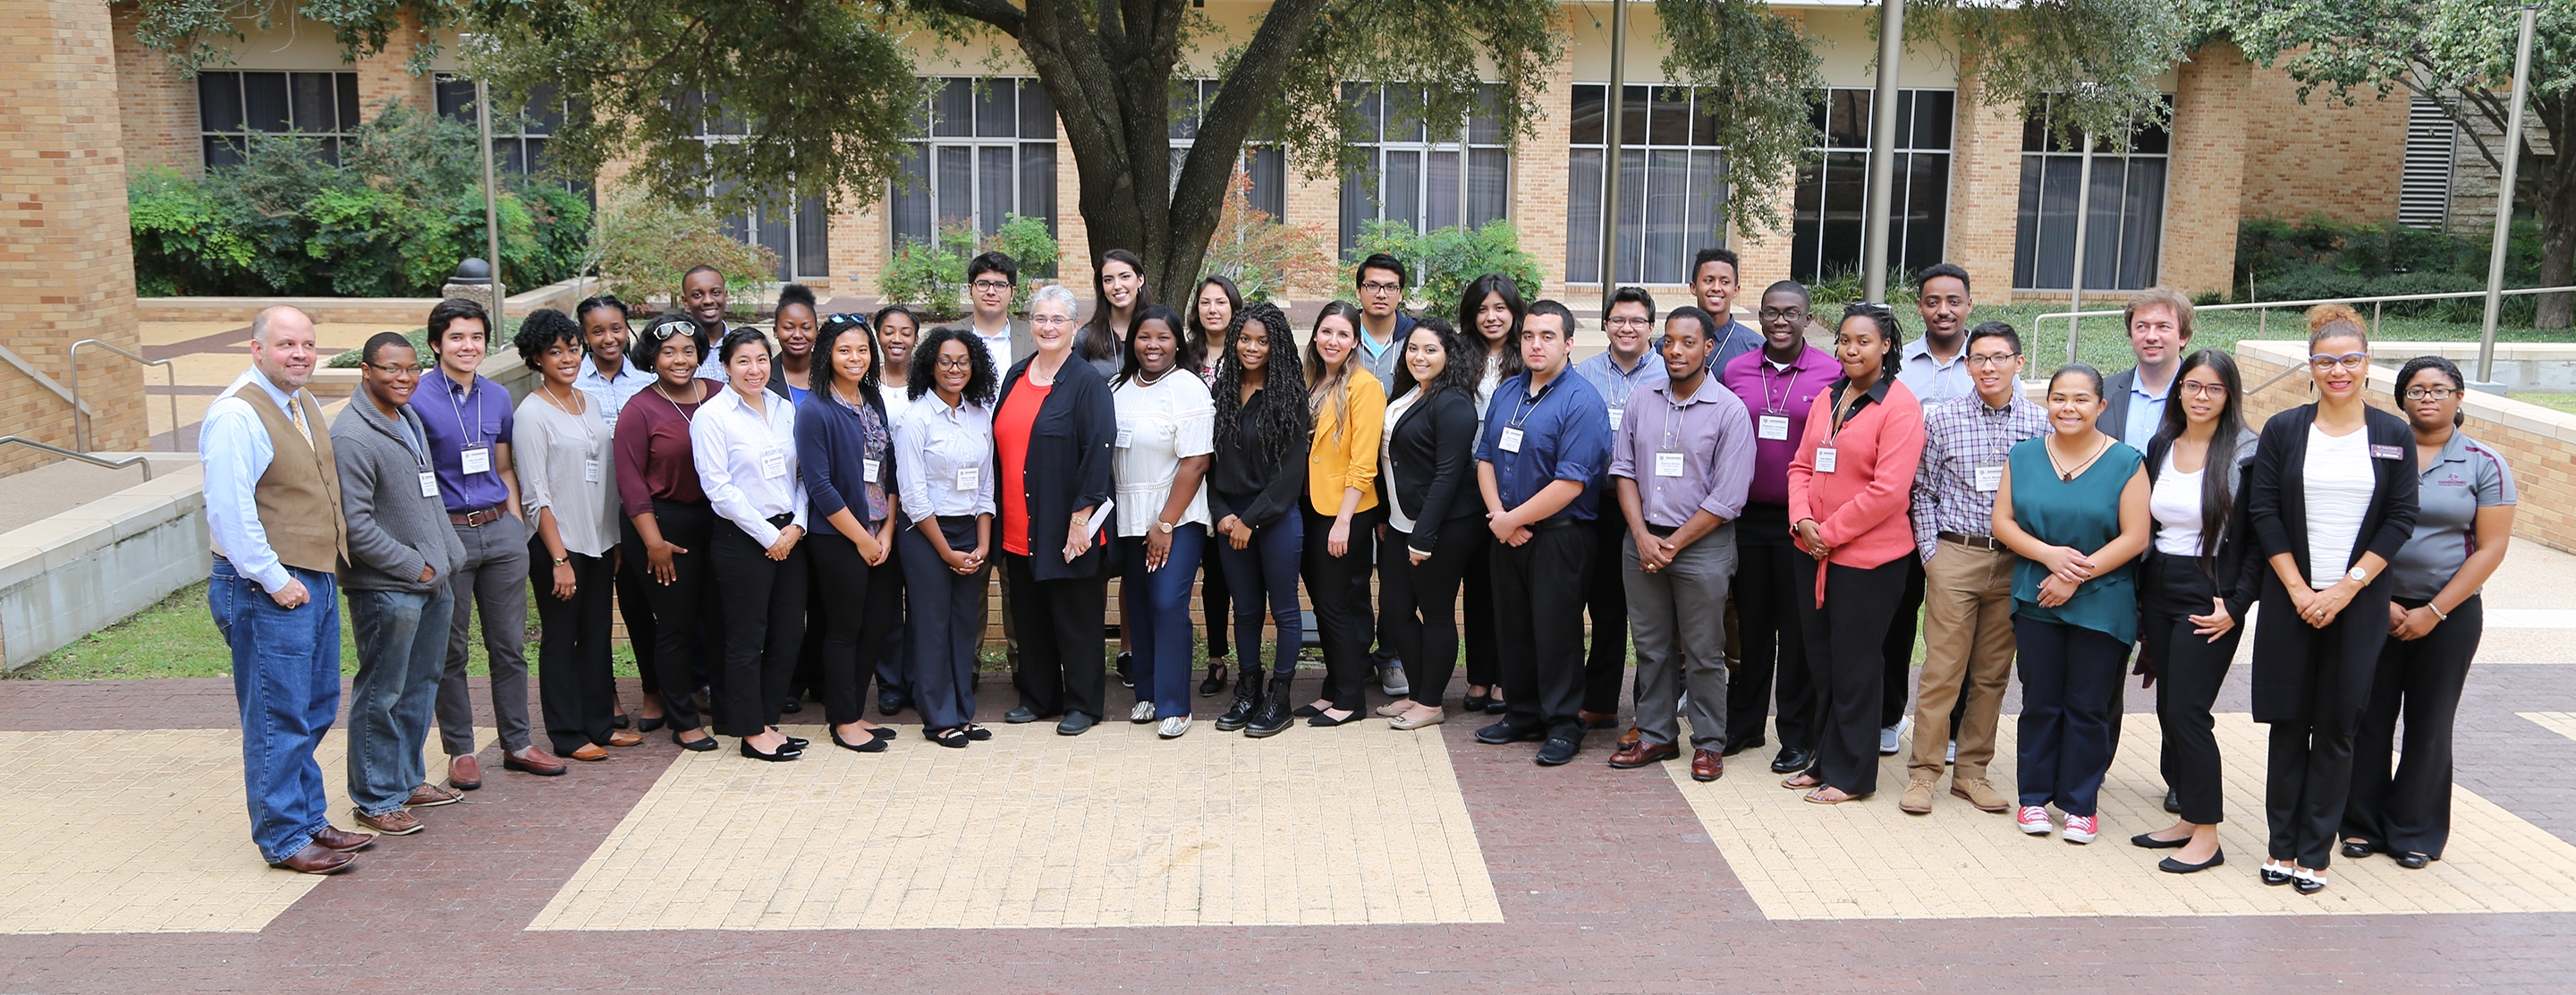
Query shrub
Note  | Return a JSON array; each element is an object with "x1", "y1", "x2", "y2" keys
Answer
[
  {"x1": 127, "y1": 166, "x2": 257, "y2": 297},
  {"x1": 2368, "y1": 270, "x2": 2483, "y2": 317},
  {"x1": 2234, "y1": 212, "x2": 2539, "y2": 302},
  {"x1": 877, "y1": 224, "x2": 977, "y2": 320},
  {"x1": 1200, "y1": 172, "x2": 1335, "y2": 304},
  {"x1": 589, "y1": 187, "x2": 779, "y2": 315},
  {"x1": 1351, "y1": 218, "x2": 1544, "y2": 313},
  {"x1": 987, "y1": 213, "x2": 1060, "y2": 313}
]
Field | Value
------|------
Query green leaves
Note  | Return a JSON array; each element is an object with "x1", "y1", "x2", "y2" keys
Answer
[
  {"x1": 1653, "y1": 0, "x2": 1826, "y2": 236},
  {"x1": 1351, "y1": 218, "x2": 1543, "y2": 314}
]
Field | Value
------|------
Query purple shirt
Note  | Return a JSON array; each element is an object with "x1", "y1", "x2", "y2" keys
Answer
[
  {"x1": 416, "y1": 367, "x2": 517, "y2": 513},
  {"x1": 1720, "y1": 343, "x2": 1840, "y2": 507},
  {"x1": 1609, "y1": 371, "x2": 1758, "y2": 529}
]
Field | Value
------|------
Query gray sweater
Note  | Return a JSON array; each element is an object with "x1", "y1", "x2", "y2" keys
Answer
[{"x1": 332, "y1": 395, "x2": 466, "y2": 592}]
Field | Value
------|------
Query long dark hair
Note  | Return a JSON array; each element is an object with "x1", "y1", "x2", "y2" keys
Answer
[
  {"x1": 1114, "y1": 303, "x2": 1191, "y2": 387},
  {"x1": 1387, "y1": 316, "x2": 1479, "y2": 403},
  {"x1": 1456, "y1": 273, "x2": 1527, "y2": 384},
  {"x1": 815, "y1": 312, "x2": 885, "y2": 409},
  {"x1": 1213, "y1": 302, "x2": 1311, "y2": 469},
  {"x1": 1186, "y1": 274, "x2": 1241, "y2": 374},
  {"x1": 2150, "y1": 348, "x2": 2247, "y2": 566},
  {"x1": 1079, "y1": 248, "x2": 1151, "y2": 366},
  {"x1": 910, "y1": 326, "x2": 998, "y2": 406}
]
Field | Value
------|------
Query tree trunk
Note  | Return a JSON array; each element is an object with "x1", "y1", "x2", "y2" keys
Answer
[{"x1": 2534, "y1": 96, "x2": 2576, "y2": 329}]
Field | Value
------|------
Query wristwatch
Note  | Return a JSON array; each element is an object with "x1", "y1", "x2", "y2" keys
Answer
[
  {"x1": 1157, "y1": 521, "x2": 1176, "y2": 534},
  {"x1": 2345, "y1": 566, "x2": 2368, "y2": 583},
  {"x1": 551, "y1": 556, "x2": 571, "y2": 567}
]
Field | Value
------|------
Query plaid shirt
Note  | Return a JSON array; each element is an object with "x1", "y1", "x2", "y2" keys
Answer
[{"x1": 1910, "y1": 392, "x2": 2049, "y2": 561}]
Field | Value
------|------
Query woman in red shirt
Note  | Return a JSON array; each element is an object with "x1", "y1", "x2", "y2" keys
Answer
[
  {"x1": 613, "y1": 315, "x2": 727, "y2": 751},
  {"x1": 1784, "y1": 303, "x2": 1926, "y2": 804},
  {"x1": 994, "y1": 284, "x2": 1121, "y2": 735}
]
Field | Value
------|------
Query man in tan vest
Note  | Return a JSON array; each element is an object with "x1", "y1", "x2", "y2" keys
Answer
[{"x1": 204, "y1": 306, "x2": 374, "y2": 873}]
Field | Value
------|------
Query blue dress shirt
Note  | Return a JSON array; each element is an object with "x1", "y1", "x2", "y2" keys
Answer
[
  {"x1": 201, "y1": 368, "x2": 308, "y2": 593},
  {"x1": 1475, "y1": 370, "x2": 1614, "y2": 523}
]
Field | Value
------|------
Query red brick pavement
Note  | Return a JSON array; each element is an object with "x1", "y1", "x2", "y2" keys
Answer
[{"x1": 4, "y1": 667, "x2": 2575, "y2": 992}]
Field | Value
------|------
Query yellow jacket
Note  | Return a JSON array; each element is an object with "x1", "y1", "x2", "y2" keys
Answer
[{"x1": 1306, "y1": 366, "x2": 1385, "y2": 515}]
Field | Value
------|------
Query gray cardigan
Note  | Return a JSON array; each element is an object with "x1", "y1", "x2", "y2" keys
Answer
[{"x1": 332, "y1": 396, "x2": 467, "y2": 592}]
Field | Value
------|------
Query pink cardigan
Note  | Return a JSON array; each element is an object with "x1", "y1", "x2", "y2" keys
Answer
[{"x1": 1786, "y1": 376, "x2": 1924, "y2": 606}]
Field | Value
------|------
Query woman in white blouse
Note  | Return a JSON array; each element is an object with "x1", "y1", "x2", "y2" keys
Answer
[
  {"x1": 510, "y1": 310, "x2": 640, "y2": 761},
  {"x1": 894, "y1": 327, "x2": 1000, "y2": 747},
  {"x1": 1112, "y1": 304, "x2": 1216, "y2": 739},
  {"x1": 692, "y1": 327, "x2": 811, "y2": 762}
]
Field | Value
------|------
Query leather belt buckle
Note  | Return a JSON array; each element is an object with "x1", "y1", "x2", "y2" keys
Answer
[
  {"x1": 450, "y1": 506, "x2": 504, "y2": 527},
  {"x1": 1939, "y1": 530, "x2": 2001, "y2": 551}
]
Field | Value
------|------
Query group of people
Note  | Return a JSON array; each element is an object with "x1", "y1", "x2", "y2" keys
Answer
[{"x1": 207, "y1": 250, "x2": 2514, "y2": 898}]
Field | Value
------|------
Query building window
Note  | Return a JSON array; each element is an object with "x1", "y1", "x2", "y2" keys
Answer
[
  {"x1": 197, "y1": 71, "x2": 360, "y2": 166},
  {"x1": 1171, "y1": 79, "x2": 1285, "y2": 218},
  {"x1": 2400, "y1": 96, "x2": 2457, "y2": 230},
  {"x1": 1789, "y1": 89, "x2": 1954, "y2": 285},
  {"x1": 2012, "y1": 96, "x2": 2171, "y2": 292},
  {"x1": 1338, "y1": 83, "x2": 1510, "y2": 256},
  {"x1": 433, "y1": 75, "x2": 576, "y2": 177},
  {"x1": 1566, "y1": 84, "x2": 1728, "y2": 286},
  {"x1": 890, "y1": 77, "x2": 1058, "y2": 268},
  {"x1": 683, "y1": 92, "x2": 832, "y2": 281}
]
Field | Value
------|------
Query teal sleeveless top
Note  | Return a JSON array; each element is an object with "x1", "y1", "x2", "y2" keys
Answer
[{"x1": 2008, "y1": 437, "x2": 2144, "y2": 642}]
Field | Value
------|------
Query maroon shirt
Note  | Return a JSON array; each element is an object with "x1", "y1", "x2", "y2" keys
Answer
[
  {"x1": 1720, "y1": 344, "x2": 1841, "y2": 508},
  {"x1": 614, "y1": 378, "x2": 722, "y2": 516}
]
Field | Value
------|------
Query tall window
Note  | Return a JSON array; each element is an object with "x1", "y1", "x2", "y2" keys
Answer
[
  {"x1": 433, "y1": 75, "x2": 572, "y2": 176},
  {"x1": 686, "y1": 92, "x2": 831, "y2": 281},
  {"x1": 1338, "y1": 83, "x2": 1510, "y2": 255},
  {"x1": 2399, "y1": 96, "x2": 2457, "y2": 230},
  {"x1": 1566, "y1": 84, "x2": 1728, "y2": 285},
  {"x1": 2012, "y1": 96, "x2": 2171, "y2": 292},
  {"x1": 890, "y1": 77, "x2": 1059, "y2": 262},
  {"x1": 1789, "y1": 89, "x2": 1954, "y2": 284},
  {"x1": 197, "y1": 71, "x2": 360, "y2": 166},
  {"x1": 1171, "y1": 79, "x2": 1285, "y2": 217}
]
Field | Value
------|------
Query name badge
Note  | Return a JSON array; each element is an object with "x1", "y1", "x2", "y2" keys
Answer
[
  {"x1": 2370, "y1": 444, "x2": 2404, "y2": 460},
  {"x1": 461, "y1": 445, "x2": 491, "y2": 475},
  {"x1": 760, "y1": 448, "x2": 786, "y2": 479},
  {"x1": 1654, "y1": 450, "x2": 1686, "y2": 478},
  {"x1": 1498, "y1": 427, "x2": 1524, "y2": 454},
  {"x1": 1607, "y1": 407, "x2": 1624, "y2": 431},
  {"x1": 582, "y1": 458, "x2": 602, "y2": 483},
  {"x1": 418, "y1": 471, "x2": 439, "y2": 499},
  {"x1": 1758, "y1": 414, "x2": 1790, "y2": 440},
  {"x1": 1115, "y1": 421, "x2": 1136, "y2": 449},
  {"x1": 863, "y1": 457, "x2": 881, "y2": 481},
  {"x1": 1814, "y1": 446, "x2": 1838, "y2": 474},
  {"x1": 955, "y1": 464, "x2": 981, "y2": 491},
  {"x1": 1974, "y1": 464, "x2": 2002, "y2": 492}
]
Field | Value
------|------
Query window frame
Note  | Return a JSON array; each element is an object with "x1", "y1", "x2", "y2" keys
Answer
[
  {"x1": 890, "y1": 76, "x2": 1060, "y2": 276},
  {"x1": 2010, "y1": 94, "x2": 2174, "y2": 293},
  {"x1": 1565, "y1": 82, "x2": 1733, "y2": 286},
  {"x1": 1337, "y1": 82, "x2": 1513, "y2": 256},
  {"x1": 1169, "y1": 79, "x2": 1287, "y2": 219},
  {"x1": 196, "y1": 70, "x2": 360, "y2": 167},
  {"x1": 1787, "y1": 87, "x2": 1956, "y2": 285}
]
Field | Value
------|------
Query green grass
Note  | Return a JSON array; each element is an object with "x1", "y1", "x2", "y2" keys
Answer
[
  {"x1": 1929, "y1": 302, "x2": 2576, "y2": 375},
  {"x1": 2511, "y1": 392, "x2": 2576, "y2": 415}
]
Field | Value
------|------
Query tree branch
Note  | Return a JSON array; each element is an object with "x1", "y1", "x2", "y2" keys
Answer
[{"x1": 928, "y1": 0, "x2": 1026, "y2": 38}]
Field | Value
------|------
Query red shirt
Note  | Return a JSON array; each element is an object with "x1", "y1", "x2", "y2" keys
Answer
[
  {"x1": 613, "y1": 378, "x2": 721, "y2": 517},
  {"x1": 995, "y1": 377, "x2": 1049, "y2": 555}
]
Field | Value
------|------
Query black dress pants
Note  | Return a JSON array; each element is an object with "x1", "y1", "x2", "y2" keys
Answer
[
  {"x1": 1005, "y1": 551, "x2": 1108, "y2": 720},
  {"x1": 614, "y1": 521, "x2": 659, "y2": 701},
  {"x1": 2343, "y1": 594, "x2": 2482, "y2": 860},
  {"x1": 1878, "y1": 555, "x2": 1926, "y2": 729},
  {"x1": 2141, "y1": 554, "x2": 2246, "y2": 825},
  {"x1": 1729, "y1": 504, "x2": 1816, "y2": 752},
  {"x1": 1303, "y1": 506, "x2": 1379, "y2": 712},
  {"x1": 708, "y1": 518, "x2": 809, "y2": 738},
  {"x1": 1580, "y1": 505, "x2": 1631, "y2": 715},
  {"x1": 900, "y1": 517, "x2": 989, "y2": 731},
  {"x1": 1382, "y1": 517, "x2": 1480, "y2": 707},
  {"x1": 1494, "y1": 522, "x2": 1595, "y2": 739},
  {"x1": 530, "y1": 541, "x2": 616, "y2": 756},
  {"x1": 2262, "y1": 582, "x2": 2392, "y2": 870},
  {"x1": 809, "y1": 531, "x2": 905, "y2": 727},
  {"x1": 1200, "y1": 540, "x2": 1232, "y2": 660},
  {"x1": 1791, "y1": 555, "x2": 1911, "y2": 796},
  {"x1": 1462, "y1": 538, "x2": 1501, "y2": 690},
  {"x1": 640, "y1": 499, "x2": 720, "y2": 733}
]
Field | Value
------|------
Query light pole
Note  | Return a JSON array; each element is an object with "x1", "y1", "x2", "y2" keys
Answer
[
  {"x1": 475, "y1": 75, "x2": 505, "y2": 332},
  {"x1": 1597, "y1": 0, "x2": 1628, "y2": 312},
  {"x1": 1860, "y1": 0, "x2": 1904, "y2": 302},
  {"x1": 2477, "y1": 4, "x2": 2538, "y2": 388}
]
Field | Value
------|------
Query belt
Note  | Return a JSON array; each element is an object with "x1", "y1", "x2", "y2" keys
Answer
[
  {"x1": 450, "y1": 506, "x2": 507, "y2": 527},
  {"x1": 1530, "y1": 516, "x2": 1580, "y2": 532},
  {"x1": 766, "y1": 512, "x2": 795, "y2": 528},
  {"x1": 1939, "y1": 531, "x2": 2002, "y2": 551},
  {"x1": 1645, "y1": 523, "x2": 1680, "y2": 538}
]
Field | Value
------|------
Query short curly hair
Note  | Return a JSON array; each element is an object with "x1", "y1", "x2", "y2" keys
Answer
[{"x1": 513, "y1": 308, "x2": 584, "y2": 365}]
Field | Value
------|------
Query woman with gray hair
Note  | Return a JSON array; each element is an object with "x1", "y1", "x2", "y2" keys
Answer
[{"x1": 993, "y1": 284, "x2": 1122, "y2": 735}]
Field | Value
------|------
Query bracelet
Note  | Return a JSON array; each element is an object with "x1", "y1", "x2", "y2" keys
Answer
[{"x1": 2428, "y1": 602, "x2": 2450, "y2": 621}]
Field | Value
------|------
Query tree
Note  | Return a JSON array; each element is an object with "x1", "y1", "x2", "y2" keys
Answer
[{"x1": 2209, "y1": 0, "x2": 2576, "y2": 327}]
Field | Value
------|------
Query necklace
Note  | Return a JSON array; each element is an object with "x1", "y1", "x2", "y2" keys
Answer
[
  {"x1": 2046, "y1": 434, "x2": 2114, "y2": 481},
  {"x1": 653, "y1": 379, "x2": 704, "y2": 421},
  {"x1": 541, "y1": 379, "x2": 584, "y2": 416},
  {"x1": 1136, "y1": 365, "x2": 1175, "y2": 387}
]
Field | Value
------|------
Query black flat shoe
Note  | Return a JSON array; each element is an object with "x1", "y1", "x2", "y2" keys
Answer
[
  {"x1": 769, "y1": 727, "x2": 809, "y2": 750},
  {"x1": 1057, "y1": 711, "x2": 1097, "y2": 736},
  {"x1": 1116, "y1": 651, "x2": 1135, "y2": 688},
  {"x1": 1292, "y1": 703, "x2": 1325, "y2": 719},
  {"x1": 879, "y1": 693, "x2": 910, "y2": 717},
  {"x1": 964, "y1": 724, "x2": 993, "y2": 741},
  {"x1": 868, "y1": 727, "x2": 898, "y2": 742},
  {"x1": 1474, "y1": 719, "x2": 1546, "y2": 745},
  {"x1": 1307, "y1": 710, "x2": 1361, "y2": 727},
  {"x1": 673, "y1": 730, "x2": 717, "y2": 752},
  {"x1": 831, "y1": 729, "x2": 887, "y2": 753},
  {"x1": 639, "y1": 716, "x2": 666, "y2": 733},
  {"x1": 2342, "y1": 839, "x2": 2377, "y2": 860},
  {"x1": 611, "y1": 712, "x2": 631, "y2": 730},
  {"x1": 928, "y1": 726, "x2": 970, "y2": 749},
  {"x1": 1199, "y1": 661, "x2": 1229, "y2": 698},
  {"x1": 780, "y1": 696, "x2": 803, "y2": 714},
  {"x1": 741, "y1": 739, "x2": 801, "y2": 761},
  {"x1": 1721, "y1": 736, "x2": 1766, "y2": 757},
  {"x1": 2292, "y1": 871, "x2": 2327, "y2": 895},
  {"x1": 1769, "y1": 745, "x2": 1816, "y2": 775},
  {"x1": 1462, "y1": 693, "x2": 1494, "y2": 713},
  {"x1": 2260, "y1": 864, "x2": 2294, "y2": 887},
  {"x1": 1483, "y1": 697, "x2": 1510, "y2": 715},
  {"x1": 2395, "y1": 852, "x2": 2432, "y2": 870},
  {"x1": 2157, "y1": 849, "x2": 2224, "y2": 874},
  {"x1": 2131, "y1": 832, "x2": 2190, "y2": 850},
  {"x1": 2163, "y1": 788, "x2": 2182, "y2": 814},
  {"x1": 1004, "y1": 704, "x2": 1041, "y2": 724}
]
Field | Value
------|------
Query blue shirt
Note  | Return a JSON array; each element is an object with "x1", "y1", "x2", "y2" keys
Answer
[
  {"x1": 574, "y1": 360, "x2": 652, "y2": 435},
  {"x1": 201, "y1": 368, "x2": 309, "y2": 592},
  {"x1": 1897, "y1": 336, "x2": 1977, "y2": 407},
  {"x1": 415, "y1": 367, "x2": 517, "y2": 513},
  {"x1": 2122, "y1": 371, "x2": 2168, "y2": 452},
  {"x1": 1573, "y1": 349, "x2": 1666, "y2": 494},
  {"x1": 1476, "y1": 369, "x2": 1614, "y2": 523},
  {"x1": 1355, "y1": 312, "x2": 1414, "y2": 388}
]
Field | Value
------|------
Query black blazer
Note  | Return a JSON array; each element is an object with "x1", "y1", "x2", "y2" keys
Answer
[
  {"x1": 995, "y1": 355, "x2": 1118, "y2": 582},
  {"x1": 2101, "y1": 368, "x2": 2140, "y2": 443},
  {"x1": 1379, "y1": 387, "x2": 1481, "y2": 553},
  {"x1": 2244, "y1": 402, "x2": 2420, "y2": 723},
  {"x1": 2143, "y1": 428, "x2": 2263, "y2": 623}
]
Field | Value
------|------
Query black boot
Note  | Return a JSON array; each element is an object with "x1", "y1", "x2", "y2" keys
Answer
[
  {"x1": 1214, "y1": 668, "x2": 1263, "y2": 731},
  {"x1": 1244, "y1": 674, "x2": 1296, "y2": 738},
  {"x1": 1199, "y1": 660, "x2": 1229, "y2": 698}
]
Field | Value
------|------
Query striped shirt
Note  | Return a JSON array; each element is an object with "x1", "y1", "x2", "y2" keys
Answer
[{"x1": 1910, "y1": 392, "x2": 2050, "y2": 561}]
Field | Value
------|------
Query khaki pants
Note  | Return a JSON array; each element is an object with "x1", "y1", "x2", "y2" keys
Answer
[{"x1": 1911, "y1": 540, "x2": 2018, "y2": 782}]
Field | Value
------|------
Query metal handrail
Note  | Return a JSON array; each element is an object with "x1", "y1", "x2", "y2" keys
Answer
[
  {"x1": 70, "y1": 339, "x2": 181, "y2": 454},
  {"x1": 0, "y1": 437, "x2": 154, "y2": 480},
  {"x1": 2035, "y1": 284, "x2": 2576, "y2": 364}
]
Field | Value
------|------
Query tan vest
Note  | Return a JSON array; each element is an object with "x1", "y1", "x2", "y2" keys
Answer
[{"x1": 222, "y1": 380, "x2": 350, "y2": 574}]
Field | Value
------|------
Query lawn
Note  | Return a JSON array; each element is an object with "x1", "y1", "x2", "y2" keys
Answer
[
  {"x1": 2511, "y1": 392, "x2": 2576, "y2": 415},
  {"x1": 1946, "y1": 301, "x2": 2576, "y2": 376}
]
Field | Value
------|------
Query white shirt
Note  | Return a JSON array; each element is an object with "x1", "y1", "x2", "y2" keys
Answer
[
  {"x1": 895, "y1": 391, "x2": 998, "y2": 523},
  {"x1": 1111, "y1": 370, "x2": 1216, "y2": 536},
  {"x1": 514, "y1": 387, "x2": 620, "y2": 558},
  {"x1": 202, "y1": 368, "x2": 314, "y2": 593},
  {"x1": 970, "y1": 319, "x2": 1014, "y2": 377},
  {"x1": 1380, "y1": 387, "x2": 1423, "y2": 532},
  {"x1": 691, "y1": 385, "x2": 807, "y2": 547},
  {"x1": 2148, "y1": 454, "x2": 2205, "y2": 557},
  {"x1": 878, "y1": 381, "x2": 916, "y2": 429},
  {"x1": 2301, "y1": 424, "x2": 2376, "y2": 590},
  {"x1": 574, "y1": 360, "x2": 654, "y2": 436},
  {"x1": 691, "y1": 323, "x2": 735, "y2": 382},
  {"x1": 1897, "y1": 337, "x2": 1974, "y2": 406}
]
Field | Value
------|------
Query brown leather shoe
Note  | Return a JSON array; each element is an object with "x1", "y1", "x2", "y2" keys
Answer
[
  {"x1": 567, "y1": 744, "x2": 609, "y2": 761},
  {"x1": 1579, "y1": 710, "x2": 1621, "y2": 730},
  {"x1": 405, "y1": 783, "x2": 463, "y2": 808},
  {"x1": 1615, "y1": 727, "x2": 1644, "y2": 749},
  {"x1": 1606, "y1": 740, "x2": 1681, "y2": 770},
  {"x1": 269, "y1": 842, "x2": 356, "y2": 874},
  {"x1": 1690, "y1": 749, "x2": 1724, "y2": 782},
  {"x1": 504, "y1": 745, "x2": 568, "y2": 776},
  {"x1": 352, "y1": 807, "x2": 424, "y2": 836},
  {"x1": 311, "y1": 824, "x2": 377, "y2": 852},
  {"x1": 448, "y1": 754, "x2": 482, "y2": 790},
  {"x1": 606, "y1": 730, "x2": 646, "y2": 748}
]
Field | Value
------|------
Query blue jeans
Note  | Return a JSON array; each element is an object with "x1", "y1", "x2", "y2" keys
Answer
[
  {"x1": 1122, "y1": 526, "x2": 1205, "y2": 718},
  {"x1": 210, "y1": 557, "x2": 342, "y2": 864},
  {"x1": 345, "y1": 584, "x2": 453, "y2": 816},
  {"x1": 1215, "y1": 513, "x2": 1303, "y2": 679}
]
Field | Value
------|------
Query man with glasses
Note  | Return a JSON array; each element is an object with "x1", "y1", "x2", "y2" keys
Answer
[
  {"x1": 1721, "y1": 281, "x2": 1839, "y2": 769},
  {"x1": 1687, "y1": 248, "x2": 1767, "y2": 370},
  {"x1": 1899, "y1": 320, "x2": 2048, "y2": 815},
  {"x1": 1352, "y1": 252, "x2": 1415, "y2": 694},
  {"x1": 947, "y1": 252, "x2": 1037, "y2": 378},
  {"x1": 2103, "y1": 287, "x2": 2195, "y2": 452},
  {"x1": 1574, "y1": 287, "x2": 1664, "y2": 733}
]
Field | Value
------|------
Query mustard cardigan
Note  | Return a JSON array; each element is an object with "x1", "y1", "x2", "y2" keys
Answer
[{"x1": 1306, "y1": 366, "x2": 1385, "y2": 515}]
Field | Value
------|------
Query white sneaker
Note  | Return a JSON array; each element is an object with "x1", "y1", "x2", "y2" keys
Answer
[
  {"x1": 2017, "y1": 806, "x2": 2054, "y2": 835},
  {"x1": 1879, "y1": 718, "x2": 1907, "y2": 756},
  {"x1": 1157, "y1": 716, "x2": 1191, "y2": 739},
  {"x1": 1131, "y1": 701, "x2": 1157, "y2": 724},
  {"x1": 1379, "y1": 667, "x2": 1410, "y2": 696},
  {"x1": 2062, "y1": 814, "x2": 2099, "y2": 844},
  {"x1": 1945, "y1": 739, "x2": 1958, "y2": 764}
]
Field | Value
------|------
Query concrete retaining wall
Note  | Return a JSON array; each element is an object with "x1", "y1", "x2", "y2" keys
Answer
[{"x1": 0, "y1": 462, "x2": 208, "y2": 669}]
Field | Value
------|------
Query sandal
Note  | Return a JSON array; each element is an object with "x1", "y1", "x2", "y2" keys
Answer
[
  {"x1": 963, "y1": 723, "x2": 993, "y2": 741},
  {"x1": 1781, "y1": 772, "x2": 1824, "y2": 790},
  {"x1": 1803, "y1": 787, "x2": 1865, "y2": 804}
]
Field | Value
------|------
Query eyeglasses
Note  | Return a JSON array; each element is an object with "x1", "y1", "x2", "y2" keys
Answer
[
  {"x1": 1758, "y1": 308, "x2": 1809, "y2": 321},
  {"x1": 2403, "y1": 387, "x2": 2459, "y2": 401},
  {"x1": 1604, "y1": 317, "x2": 1653, "y2": 329},
  {"x1": 1965, "y1": 353, "x2": 2020, "y2": 368},
  {"x1": 2309, "y1": 353, "x2": 2369, "y2": 371},
  {"x1": 366, "y1": 362, "x2": 424, "y2": 375},
  {"x1": 1030, "y1": 314, "x2": 1073, "y2": 327},
  {"x1": 934, "y1": 356, "x2": 977, "y2": 370},
  {"x1": 971, "y1": 280, "x2": 1013, "y2": 291},
  {"x1": 1359, "y1": 282, "x2": 1402, "y2": 295},
  {"x1": 2177, "y1": 379, "x2": 2229, "y2": 399}
]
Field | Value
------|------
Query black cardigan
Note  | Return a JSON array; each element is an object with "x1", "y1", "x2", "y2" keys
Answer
[
  {"x1": 995, "y1": 355, "x2": 1118, "y2": 582},
  {"x1": 2244, "y1": 402, "x2": 2421, "y2": 723},
  {"x1": 1207, "y1": 386, "x2": 1309, "y2": 531},
  {"x1": 1379, "y1": 387, "x2": 1482, "y2": 553},
  {"x1": 2142, "y1": 428, "x2": 2263, "y2": 623}
]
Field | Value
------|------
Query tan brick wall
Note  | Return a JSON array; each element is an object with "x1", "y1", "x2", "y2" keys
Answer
[
  {"x1": 2238, "y1": 57, "x2": 2408, "y2": 225},
  {"x1": 350, "y1": 12, "x2": 436, "y2": 121},
  {"x1": 2, "y1": 0, "x2": 148, "y2": 472},
  {"x1": 2162, "y1": 41, "x2": 2253, "y2": 297},
  {"x1": 1943, "y1": 55, "x2": 2021, "y2": 304},
  {"x1": 1277, "y1": 144, "x2": 1342, "y2": 303},
  {"x1": 1516, "y1": 23, "x2": 1577, "y2": 302},
  {"x1": 109, "y1": 2, "x2": 198, "y2": 177}
]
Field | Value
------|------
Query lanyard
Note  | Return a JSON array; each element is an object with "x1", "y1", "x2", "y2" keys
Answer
[
  {"x1": 1826, "y1": 378, "x2": 1877, "y2": 446},
  {"x1": 1756, "y1": 357, "x2": 1800, "y2": 414},
  {"x1": 443, "y1": 374, "x2": 487, "y2": 448},
  {"x1": 1505, "y1": 374, "x2": 1559, "y2": 432}
]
